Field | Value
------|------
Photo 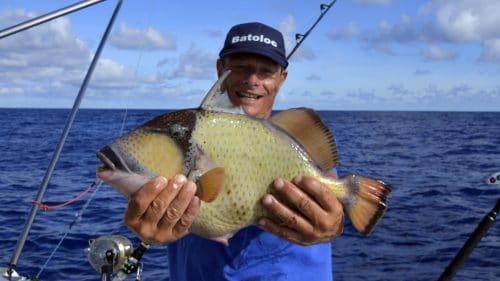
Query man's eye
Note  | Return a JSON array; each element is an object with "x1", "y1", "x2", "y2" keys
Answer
[
  {"x1": 262, "y1": 69, "x2": 274, "y2": 75},
  {"x1": 231, "y1": 66, "x2": 247, "y2": 72}
]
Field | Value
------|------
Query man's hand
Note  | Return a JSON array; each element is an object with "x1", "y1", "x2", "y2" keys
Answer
[
  {"x1": 124, "y1": 175, "x2": 200, "y2": 245},
  {"x1": 259, "y1": 175, "x2": 344, "y2": 246}
]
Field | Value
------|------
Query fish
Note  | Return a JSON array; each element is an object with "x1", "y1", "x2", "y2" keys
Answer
[{"x1": 96, "y1": 70, "x2": 391, "y2": 244}]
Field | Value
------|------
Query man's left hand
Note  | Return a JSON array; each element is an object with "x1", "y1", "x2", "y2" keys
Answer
[{"x1": 259, "y1": 175, "x2": 344, "y2": 246}]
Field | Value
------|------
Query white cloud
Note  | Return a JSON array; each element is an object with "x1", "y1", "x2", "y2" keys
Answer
[
  {"x1": 0, "y1": 9, "x2": 88, "y2": 65},
  {"x1": 435, "y1": 0, "x2": 500, "y2": 41},
  {"x1": 0, "y1": 9, "x2": 78, "y2": 50},
  {"x1": 91, "y1": 58, "x2": 154, "y2": 89},
  {"x1": 327, "y1": 2, "x2": 500, "y2": 64},
  {"x1": 422, "y1": 46, "x2": 456, "y2": 61},
  {"x1": 110, "y1": 23, "x2": 176, "y2": 50},
  {"x1": 432, "y1": 0, "x2": 500, "y2": 64},
  {"x1": 279, "y1": 15, "x2": 316, "y2": 62},
  {"x1": 168, "y1": 45, "x2": 217, "y2": 80},
  {"x1": 0, "y1": 9, "x2": 90, "y2": 98},
  {"x1": 0, "y1": 9, "x2": 152, "y2": 107},
  {"x1": 376, "y1": 14, "x2": 419, "y2": 44}
]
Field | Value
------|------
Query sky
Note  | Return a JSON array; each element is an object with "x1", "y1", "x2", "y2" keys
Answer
[{"x1": 0, "y1": 0, "x2": 499, "y2": 111}]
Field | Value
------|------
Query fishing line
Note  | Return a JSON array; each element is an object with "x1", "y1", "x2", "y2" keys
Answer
[
  {"x1": 104, "y1": 0, "x2": 156, "y2": 238},
  {"x1": 115, "y1": 44, "x2": 145, "y2": 140},
  {"x1": 35, "y1": 179, "x2": 103, "y2": 279},
  {"x1": 115, "y1": 0, "x2": 156, "y2": 140},
  {"x1": 32, "y1": 181, "x2": 97, "y2": 211}
]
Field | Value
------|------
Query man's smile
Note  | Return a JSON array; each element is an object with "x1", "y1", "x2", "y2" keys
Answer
[{"x1": 236, "y1": 91, "x2": 263, "y2": 100}]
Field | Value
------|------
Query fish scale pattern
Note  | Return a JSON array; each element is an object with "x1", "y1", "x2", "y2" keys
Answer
[{"x1": 189, "y1": 111, "x2": 324, "y2": 239}]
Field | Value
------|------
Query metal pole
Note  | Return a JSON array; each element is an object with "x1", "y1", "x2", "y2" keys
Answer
[
  {"x1": 0, "y1": 0, "x2": 105, "y2": 39},
  {"x1": 7, "y1": 0, "x2": 123, "y2": 273},
  {"x1": 286, "y1": 0, "x2": 337, "y2": 61},
  {"x1": 438, "y1": 199, "x2": 500, "y2": 281}
]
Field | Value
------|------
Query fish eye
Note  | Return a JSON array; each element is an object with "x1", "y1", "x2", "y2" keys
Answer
[
  {"x1": 169, "y1": 124, "x2": 187, "y2": 138},
  {"x1": 490, "y1": 177, "x2": 497, "y2": 184}
]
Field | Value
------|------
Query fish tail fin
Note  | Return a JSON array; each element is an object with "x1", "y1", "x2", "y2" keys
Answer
[{"x1": 336, "y1": 174, "x2": 391, "y2": 236}]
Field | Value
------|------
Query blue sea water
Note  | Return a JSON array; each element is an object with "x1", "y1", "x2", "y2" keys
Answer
[{"x1": 0, "y1": 108, "x2": 499, "y2": 280}]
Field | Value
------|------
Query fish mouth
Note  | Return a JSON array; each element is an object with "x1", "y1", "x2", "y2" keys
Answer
[{"x1": 96, "y1": 146, "x2": 131, "y2": 173}]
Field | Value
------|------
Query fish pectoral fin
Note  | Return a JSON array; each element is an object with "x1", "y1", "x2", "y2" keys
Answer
[
  {"x1": 197, "y1": 167, "x2": 225, "y2": 202},
  {"x1": 271, "y1": 108, "x2": 338, "y2": 172}
]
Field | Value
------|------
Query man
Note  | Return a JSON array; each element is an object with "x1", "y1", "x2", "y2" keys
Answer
[{"x1": 124, "y1": 22, "x2": 344, "y2": 280}]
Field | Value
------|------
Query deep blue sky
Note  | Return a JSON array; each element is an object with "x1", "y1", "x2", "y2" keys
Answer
[{"x1": 1, "y1": 0, "x2": 499, "y2": 111}]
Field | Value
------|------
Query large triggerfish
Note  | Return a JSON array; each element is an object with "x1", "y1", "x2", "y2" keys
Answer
[{"x1": 96, "y1": 71, "x2": 391, "y2": 244}]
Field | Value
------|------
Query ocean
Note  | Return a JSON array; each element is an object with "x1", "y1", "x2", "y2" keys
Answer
[{"x1": 0, "y1": 108, "x2": 499, "y2": 280}]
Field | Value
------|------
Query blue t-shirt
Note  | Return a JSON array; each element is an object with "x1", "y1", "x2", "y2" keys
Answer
[{"x1": 167, "y1": 226, "x2": 333, "y2": 281}]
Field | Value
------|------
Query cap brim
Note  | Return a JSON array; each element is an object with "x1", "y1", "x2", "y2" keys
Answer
[{"x1": 220, "y1": 47, "x2": 288, "y2": 69}]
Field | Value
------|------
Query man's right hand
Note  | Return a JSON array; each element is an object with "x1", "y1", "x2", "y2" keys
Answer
[{"x1": 124, "y1": 175, "x2": 200, "y2": 245}]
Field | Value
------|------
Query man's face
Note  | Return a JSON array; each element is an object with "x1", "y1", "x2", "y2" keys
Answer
[{"x1": 217, "y1": 54, "x2": 287, "y2": 119}]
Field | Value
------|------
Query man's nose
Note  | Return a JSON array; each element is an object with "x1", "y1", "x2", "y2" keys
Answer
[{"x1": 243, "y1": 69, "x2": 263, "y2": 86}]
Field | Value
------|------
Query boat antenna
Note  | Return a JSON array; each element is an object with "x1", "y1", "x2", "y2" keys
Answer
[
  {"x1": 3, "y1": 0, "x2": 123, "y2": 278},
  {"x1": 286, "y1": 0, "x2": 337, "y2": 61}
]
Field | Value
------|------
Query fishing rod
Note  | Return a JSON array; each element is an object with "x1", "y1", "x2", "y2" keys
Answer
[
  {"x1": 437, "y1": 172, "x2": 500, "y2": 281},
  {"x1": 2, "y1": 1, "x2": 123, "y2": 279},
  {"x1": 286, "y1": 0, "x2": 337, "y2": 60}
]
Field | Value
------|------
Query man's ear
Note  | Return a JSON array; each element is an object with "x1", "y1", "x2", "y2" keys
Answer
[
  {"x1": 216, "y1": 59, "x2": 228, "y2": 91},
  {"x1": 279, "y1": 69, "x2": 288, "y2": 88},
  {"x1": 216, "y1": 59, "x2": 224, "y2": 76}
]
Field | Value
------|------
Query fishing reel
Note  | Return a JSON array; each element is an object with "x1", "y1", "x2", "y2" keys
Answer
[
  {"x1": 487, "y1": 172, "x2": 500, "y2": 186},
  {"x1": 86, "y1": 235, "x2": 148, "y2": 281}
]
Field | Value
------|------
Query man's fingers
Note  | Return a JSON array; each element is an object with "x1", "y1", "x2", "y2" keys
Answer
[
  {"x1": 272, "y1": 178, "x2": 327, "y2": 225},
  {"x1": 291, "y1": 176, "x2": 344, "y2": 234},
  {"x1": 157, "y1": 180, "x2": 197, "y2": 229},
  {"x1": 261, "y1": 194, "x2": 313, "y2": 234},
  {"x1": 292, "y1": 176, "x2": 337, "y2": 212},
  {"x1": 172, "y1": 195, "x2": 200, "y2": 237},
  {"x1": 125, "y1": 176, "x2": 169, "y2": 224},
  {"x1": 260, "y1": 177, "x2": 345, "y2": 245},
  {"x1": 141, "y1": 175, "x2": 187, "y2": 226}
]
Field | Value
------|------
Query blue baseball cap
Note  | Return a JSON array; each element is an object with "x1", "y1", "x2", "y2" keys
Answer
[{"x1": 219, "y1": 22, "x2": 288, "y2": 69}]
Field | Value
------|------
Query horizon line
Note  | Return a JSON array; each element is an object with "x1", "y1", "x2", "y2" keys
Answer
[{"x1": 1, "y1": 107, "x2": 499, "y2": 113}]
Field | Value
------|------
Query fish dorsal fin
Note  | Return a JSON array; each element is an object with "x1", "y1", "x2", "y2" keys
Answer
[
  {"x1": 200, "y1": 70, "x2": 244, "y2": 115},
  {"x1": 271, "y1": 108, "x2": 338, "y2": 171},
  {"x1": 197, "y1": 167, "x2": 225, "y2": 202}
]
